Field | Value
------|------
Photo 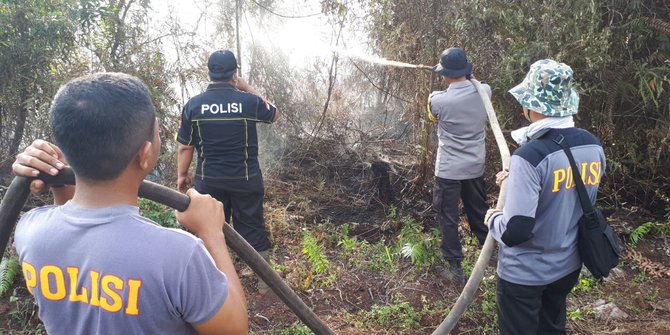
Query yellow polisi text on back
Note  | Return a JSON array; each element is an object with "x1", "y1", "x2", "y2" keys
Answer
[{"x1": 22, "y1": 261, "x2": 142, "y2": 316}]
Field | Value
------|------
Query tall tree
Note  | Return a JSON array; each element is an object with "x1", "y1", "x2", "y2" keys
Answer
[{"x1": 0, "y1": 0, "x2": 81, "y2": 176}]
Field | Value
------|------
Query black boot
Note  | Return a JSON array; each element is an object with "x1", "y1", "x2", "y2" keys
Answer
[{"x1": 438, "y1": 260, "x2": 464, "y2": 285}]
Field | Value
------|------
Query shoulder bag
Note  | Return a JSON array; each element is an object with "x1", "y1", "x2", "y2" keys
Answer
[{"x1": 553, "y1": 134, "x2": 622, "y2": 279}]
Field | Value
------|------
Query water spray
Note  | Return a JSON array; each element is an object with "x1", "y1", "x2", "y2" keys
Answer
[{"x1": 331, "y1": 47, "x2": 434, "y2": 70}]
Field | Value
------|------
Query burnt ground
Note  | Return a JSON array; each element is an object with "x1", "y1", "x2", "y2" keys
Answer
[
  {"x1": 238, "y1": 146, "x2": 670, "y2": 335},
  {"x1": 1, "y1": 143, "x2": 670, "y2": 334}
]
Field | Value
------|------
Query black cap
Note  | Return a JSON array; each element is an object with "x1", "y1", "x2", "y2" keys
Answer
[
  {"x1": 208, "y1": 49, "x2": 237, "y2": 81},
  {"x1": 432, "y1": 47, "x2": 473, "y2": 78}
]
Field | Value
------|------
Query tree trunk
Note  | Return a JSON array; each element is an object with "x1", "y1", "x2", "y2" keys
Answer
[
  {"x1": 0, "y1": 97, "x2": 28, "y2": 176},
  {"x1": 371, "y1": 161, "x2": 393, "y2": 204}
]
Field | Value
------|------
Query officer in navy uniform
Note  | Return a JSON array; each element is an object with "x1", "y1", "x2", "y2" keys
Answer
[{"x1": 177, "y1": 49, "x2": 279, "y2": 292}]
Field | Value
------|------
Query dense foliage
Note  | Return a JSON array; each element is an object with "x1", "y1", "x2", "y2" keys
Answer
[
  {"x1": 0, "y1": 0, "x2": 79, "y2": 174},
  {"x1": 0, "y1": 0, "x2": 182, "y2": 181}
]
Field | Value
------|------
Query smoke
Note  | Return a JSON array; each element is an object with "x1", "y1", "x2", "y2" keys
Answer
[{"x1": 255, "y1": 46, "x2": 431, "y2": 178}]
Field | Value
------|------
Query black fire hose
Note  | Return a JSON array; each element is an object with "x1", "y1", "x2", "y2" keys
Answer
[{"x1": 0, "y1": 170, "x2": 336, "y2": 335}]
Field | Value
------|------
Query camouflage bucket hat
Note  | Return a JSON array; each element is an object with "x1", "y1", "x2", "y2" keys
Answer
[{"x1": 508, "y1": 59, "x2": 579, "y2": 117}]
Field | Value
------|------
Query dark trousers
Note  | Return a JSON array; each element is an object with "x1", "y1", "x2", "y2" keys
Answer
[
  {"x1": 497, "y1": 269, "x2": 581, "y2": 335},
  {"x1": 433, "y1": 176, "x2": 488, "y2": 261},
  {"x1": 195, "y1": 174, "x2": 271, "y2": 252}
]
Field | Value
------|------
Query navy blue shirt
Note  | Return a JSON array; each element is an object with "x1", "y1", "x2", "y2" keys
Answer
[{"x1": 177, "y1": 83, "x2": 276, "y2": 180}]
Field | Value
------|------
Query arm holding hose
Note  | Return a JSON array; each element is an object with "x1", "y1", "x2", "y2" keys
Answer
[
  {"x1": 177, "y1": 144, "x2": 195, "y2": 193},
  {"x1": 484, "y1": 169, "x2": 510, "y2": 226},
  {"x1": 234, "y1": 77, "x2": 280, "y2": 123},
  {"x1": 234, "y1": 77, "x2": 264, "y2": 101},
  {"x1": 12, "y1": 140, "x2": 73, "y2": 204}
]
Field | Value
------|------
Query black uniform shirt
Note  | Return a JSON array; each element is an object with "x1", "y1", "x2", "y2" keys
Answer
[{"x1": 177, "y1": 82, "x2": 276, "y2": 180}]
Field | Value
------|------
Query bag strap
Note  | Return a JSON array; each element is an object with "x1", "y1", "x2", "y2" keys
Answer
[{"x1": 552, "y1": 134, "x2": 595, "y2": 216}]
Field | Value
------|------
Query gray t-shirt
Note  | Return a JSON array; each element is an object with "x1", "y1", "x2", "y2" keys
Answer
[
  {"x1": 489, "y1": 128, "x2": 606, "y2": 285},
  {"x1": 15, "y1": 202, "x2": 228, "y2": 334},
  {"x1": 429, "y1": 80, "x2": 491, "y2": 180}
]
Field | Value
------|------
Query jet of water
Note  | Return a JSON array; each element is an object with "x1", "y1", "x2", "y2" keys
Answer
[{"x1": 331, "y1": 47, "x2": 433, "y2": 70}]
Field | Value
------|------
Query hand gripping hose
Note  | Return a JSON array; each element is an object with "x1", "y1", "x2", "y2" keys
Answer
[
  {"x1": 431, "y1": 79, "x2": 511, "y2": 334},
  {"x1": 0, "y1": 170, "x2": 336, "y2": 335}
]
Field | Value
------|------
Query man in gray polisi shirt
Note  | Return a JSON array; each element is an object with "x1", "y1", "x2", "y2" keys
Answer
[
  {"x1": 485, "y1": 59, "x2": 606, "y2": 335},
  {"x1": 428, "y1": 48, "x2": 491, "y2": 284},
  {"x1": 12, "y1": 73, "x2": 248, "y2": 334}
]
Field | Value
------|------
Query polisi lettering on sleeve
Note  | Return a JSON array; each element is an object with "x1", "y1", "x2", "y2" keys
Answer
[
  {"x1": 552, "y1": 161, "x2": 602, "y2": 192},
  {"x1": 200, "y1": 102, "x2": 243, "y2": 114},
  {"x1": 22, "y1": 261, "x2": 143, "y2": 316}
]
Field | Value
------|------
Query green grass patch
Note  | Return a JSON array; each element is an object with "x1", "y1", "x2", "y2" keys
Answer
[{"x1": 138, "y1": 198, "x2": 179, "y2": 229}]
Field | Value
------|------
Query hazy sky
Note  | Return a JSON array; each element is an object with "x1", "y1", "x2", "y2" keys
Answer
[{"x1": 150, "y1": 0, "x2": 369, "y2": 69}]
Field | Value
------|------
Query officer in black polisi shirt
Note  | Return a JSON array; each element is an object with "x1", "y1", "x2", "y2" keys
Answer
[{"x1": 177, "y1": 49, "x2": 279, "y2": 293}]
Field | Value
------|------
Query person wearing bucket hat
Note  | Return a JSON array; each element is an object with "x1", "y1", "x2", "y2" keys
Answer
[
  {"x1": 427, "y1": 47, "x2": 491, "y2": 285},
  {"x1": 177, "y1": 49, "x2": 280, "y2": 293},
  {"x1": 484, "y1": 59, "x2": 606, "y2": 334},
  {"x1": 432, "y1": 47, "x2": 474, "y2": 78}
]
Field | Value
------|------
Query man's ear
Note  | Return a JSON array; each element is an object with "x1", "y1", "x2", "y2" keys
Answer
[{"x1": 137, "y1": 141, "x2": 153, "y2": 170}]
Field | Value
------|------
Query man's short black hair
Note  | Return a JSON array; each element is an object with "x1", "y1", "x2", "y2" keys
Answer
[{"x1": 50, "y1": 72, "x2": 156, "y2": 181}]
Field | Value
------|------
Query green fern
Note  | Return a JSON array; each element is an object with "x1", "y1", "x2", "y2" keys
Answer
[
  {"x1": 630, "y1": 222, "x2": 656, "y2": 248},
  {"x1": 397, "y1": 217, "x2": 441, "y2": 267},
  {"x1": 301, "y1": 230, "x2": 331, "y2": 287},
  {"x1": 0, "y1": 257, "x2": 20, "y2": 298}
]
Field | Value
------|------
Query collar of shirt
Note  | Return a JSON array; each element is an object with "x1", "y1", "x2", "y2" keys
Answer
[
  {"x1": 207, "y1": 82, "x2": 236, "y2": 91},
  {"x1": 447, "y1": 80, "x2": 473, "y2": 90},
  {"x1": 58, "y1": 201, "x2": 140, "y2": 225}
]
